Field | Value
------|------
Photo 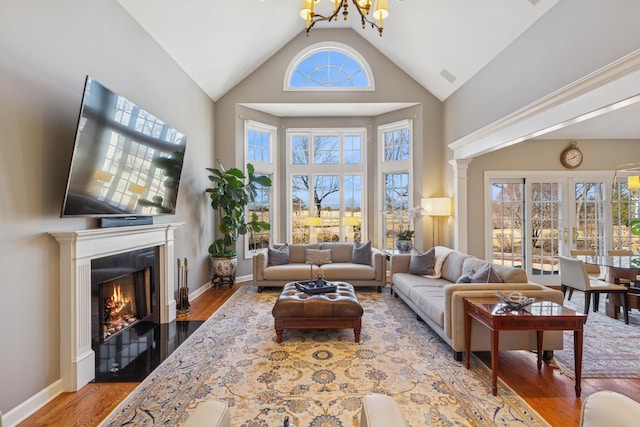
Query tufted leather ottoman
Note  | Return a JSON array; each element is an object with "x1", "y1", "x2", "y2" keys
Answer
[{"x1": 272, "y1": 281, "x2": 363, "y2": 343}]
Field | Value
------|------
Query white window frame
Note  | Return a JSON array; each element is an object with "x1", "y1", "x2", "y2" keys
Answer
[
  {"x1": 244, "y1": 120, "x2": 277, "y2": 259},
  {"x1": 285, "y1": 127, "x2": 368, "y2": 243},
  {"x1": 377, "y1": 119, "x2": 414, "y2": 251},
  {"x1": 283, "y1": 41, "x2": 375, "y2": 92}
]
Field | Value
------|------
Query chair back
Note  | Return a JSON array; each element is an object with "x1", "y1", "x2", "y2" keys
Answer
[
  {"x1": 559, "y1": 256, "x2": 591, "y2": 291},
  {"x1": 570, "y1": 250, "x2": 600, "y2": 276},
  {"x1": 608, "y1": 249, "x2": 634, "y2": 255}
]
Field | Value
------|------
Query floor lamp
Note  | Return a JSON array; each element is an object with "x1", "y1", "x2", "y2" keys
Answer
[{"x1": 422, "y1": 197, "x2": 452, "y2": 247}]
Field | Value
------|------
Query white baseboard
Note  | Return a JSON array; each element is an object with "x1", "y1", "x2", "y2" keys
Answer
[{"x1": 3, "y1": 380, "x2": 63, "y2": 427}]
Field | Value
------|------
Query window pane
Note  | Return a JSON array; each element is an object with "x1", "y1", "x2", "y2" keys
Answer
[
  {"x1": 290, "y1": 50, "x2": 369, "y2": 88},
  {"x1": 612, "y1": 182, "x2": 640, "y2": 251},
  {"x1": 384, "y1": 128, "x2": 410, "y2": 161},
  {"x1": 574, "y1": 182, "x2": 606, "y2": 253},
  {"x1": 313, "y1": 175, "x2": 341, "y2": 242},
  {"x1": 291, "y1": 175, "x2": 311, "y2": 243},
  {"x1": 344, "y1": 175, "x2": 362, "y2": 242},
  {"x1": 248, "y1": 129, "x2": 270, "y2": 163},
  {"x1": 383, "y1": 172, "x2": 409, "y2": 251},
  {"x1": 248, "y1": 173, "x2": 271, "y2": 251},
  {"x1": 490, "y1": 182, "x2": 524, "y2": 268},
  {"x1": 343, "y1": 135, "x2": 362, "y2": 164},
  {"x1": 292, "y1": 135, "x2": 309, "y2": 165},
  {"x1": 313, "y1": 135, "x2": 339, "y2": 164}
]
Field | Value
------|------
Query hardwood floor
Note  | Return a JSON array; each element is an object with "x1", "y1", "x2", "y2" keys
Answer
[{"x1": 18, "y1": 283, "x2": 640, "y2": 427}]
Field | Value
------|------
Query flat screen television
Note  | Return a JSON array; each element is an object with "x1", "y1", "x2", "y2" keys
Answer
[{"x1": 61, "y1": 76, "x2": 187, "y2": 218}]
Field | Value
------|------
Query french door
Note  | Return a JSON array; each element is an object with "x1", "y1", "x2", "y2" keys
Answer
[{"x1": 489, "y1": 172, "x2": 640, "y2": 285}]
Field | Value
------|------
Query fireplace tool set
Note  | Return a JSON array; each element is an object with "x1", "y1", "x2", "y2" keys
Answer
[{"x1": 176, "y1": 257, "x2": 190, "y2": 317}]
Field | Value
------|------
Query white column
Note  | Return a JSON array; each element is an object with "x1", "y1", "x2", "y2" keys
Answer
[{"x1": 449, "y1": 159, "x2": 472, "y2": 253}]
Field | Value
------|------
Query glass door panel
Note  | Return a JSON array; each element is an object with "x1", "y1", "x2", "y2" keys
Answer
[{"x1": 526, "y1": 180, "x2": 563, "y2": 284}]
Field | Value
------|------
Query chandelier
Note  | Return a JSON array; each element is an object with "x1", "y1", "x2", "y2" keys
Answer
[{"x1": 300, "y1": 0, "x2": 389, "y2": 37}]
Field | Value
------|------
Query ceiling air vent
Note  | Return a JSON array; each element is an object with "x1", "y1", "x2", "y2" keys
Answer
[{"x1": 440, "y1": 68, "x2": 457, "y2": 83}]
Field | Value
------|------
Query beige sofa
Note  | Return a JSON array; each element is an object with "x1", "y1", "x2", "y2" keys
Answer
[
  {"x1": 253, "y1": 242, "x2": 386, "y2": 292},
  {"x1": 390, "y1": 246, "x2": 565, "y2": 360}
]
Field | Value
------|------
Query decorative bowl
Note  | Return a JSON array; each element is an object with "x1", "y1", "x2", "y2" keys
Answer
[{"x1": 496, "y1": 291, "x2": 535, "y2": 310}]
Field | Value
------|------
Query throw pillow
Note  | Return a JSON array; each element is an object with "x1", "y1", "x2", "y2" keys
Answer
[
  {"x1": 305, "y1": 248, "x2": 332, "y2": 265},
  {"x1": 456, "y1": 272, "x2": 472, "y2": 283},
  {"x1": 267, "y1": 244, "x2": 289, "y2": 266},
  {"x1": 409, "y1": 247, "x2": 436, "y2": 275},
  {"x1": 352, "y1": 240, "x2": 372, "y2": 265},
  {"x1": 469, "y1": 263, "x2": 492, "y2": 283}
]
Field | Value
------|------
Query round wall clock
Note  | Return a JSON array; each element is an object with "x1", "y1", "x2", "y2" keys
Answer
[{"x1": 560, "y1": 142, "x2": 583, "y2": 169}]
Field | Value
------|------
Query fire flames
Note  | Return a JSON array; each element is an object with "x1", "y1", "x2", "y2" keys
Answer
[{"x1": 103, "y1": 283, "x2": 137, "y2": 339}]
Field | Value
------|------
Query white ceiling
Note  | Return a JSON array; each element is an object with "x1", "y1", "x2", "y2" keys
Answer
[
  {"x1": 116, "y1": 0, "x2": 640, "y2": 140},
  {"x1": 117, "y1": 0, "x2": 559, "y2": 102}
]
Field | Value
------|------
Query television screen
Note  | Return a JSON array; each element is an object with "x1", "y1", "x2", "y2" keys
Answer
[{"x1": 61, "y1": 76, "x2": 187, "y2": 217}]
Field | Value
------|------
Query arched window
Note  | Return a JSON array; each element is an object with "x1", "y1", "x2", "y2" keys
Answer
[{"x1": 284, "y1": 42, "x2": 374, "y2": 91}]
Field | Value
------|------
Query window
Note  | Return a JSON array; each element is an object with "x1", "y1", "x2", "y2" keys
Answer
[
  {"x1": 378, "y1": 120, "x2": 413, "y2": 251},
  {"x1": 287, "y1": 128, "x2": 366, "y2": 243},
  {"x1": 245, "y1": 120, "x2": 276, "y2": 257},
  {"x1": 284, "y1": 42, "x2": 374, "y2": 91}
]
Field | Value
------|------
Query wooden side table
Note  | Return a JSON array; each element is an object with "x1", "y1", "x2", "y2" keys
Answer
[{"x1": 464, "y1": 297, "x2": 587, "y2": 397}]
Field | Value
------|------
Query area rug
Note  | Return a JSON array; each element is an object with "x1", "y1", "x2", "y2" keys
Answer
[
  {"x1": 100, "y1": 286, "x2": 549, "y2": 427},
  {"x1": 552, "y1": 292, "x2": 640, "y2": 378}
]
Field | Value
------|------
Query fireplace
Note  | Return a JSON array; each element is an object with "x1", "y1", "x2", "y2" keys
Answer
[
  {"x1": 51, "y1": 223, "x2": 182, "y2": 391},
  {"x1": 92, "y1": 247, "x2": 159, "y2": 343}
]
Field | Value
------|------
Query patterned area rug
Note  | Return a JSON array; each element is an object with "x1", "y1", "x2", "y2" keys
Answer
[
  {"x1": 552, "y1": 292, "x2": 640, "y2": 378},
  {"x1": 101, "y1": 285, "x2": 549, "y2": 426}
]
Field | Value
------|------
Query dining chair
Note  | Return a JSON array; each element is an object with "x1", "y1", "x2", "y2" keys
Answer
[
  {"x1": 559, "y1": 256, "x2": 629, "y2": 324},
  {"x1": 570, "y1": 249, "x2": 602, "y2": 279},
  {"x1": 607, "y1": 249, "x2": 636, "y2": 285}
]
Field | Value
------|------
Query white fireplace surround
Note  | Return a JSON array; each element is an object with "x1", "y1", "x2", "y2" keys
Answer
[{"x1": 50, "y1": 222, "x2": 182, "y2": 391}]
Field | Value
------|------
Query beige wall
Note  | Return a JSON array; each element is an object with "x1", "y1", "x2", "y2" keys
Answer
[
  {"x1": 215, "y1": 29, "x2": 443, "y2": 275},
  {"x1": 0, "y1": 0, "x2": 214, "y2": 416}
]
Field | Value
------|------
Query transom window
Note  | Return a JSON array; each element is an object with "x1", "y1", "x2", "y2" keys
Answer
[{"x1": 284, "y1": 42, "x2": 374, "y2": 91}]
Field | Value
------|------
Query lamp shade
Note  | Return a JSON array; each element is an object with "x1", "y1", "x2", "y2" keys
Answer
[
  {"x1": 373, "y1": 0, "x2": 389, "y2": 20},
  {"x1": 344, "y1": 216, "x2": 360, "y2": 226},
  {"x1": 628, "y1": 175, "x2": 640, "y2": 189},
  {"x1": 304, "y1": 216, "x2": 322, "y2": 227},
  {"x1": 422, "y1": 197, "x2": 452, "y2": 217}
]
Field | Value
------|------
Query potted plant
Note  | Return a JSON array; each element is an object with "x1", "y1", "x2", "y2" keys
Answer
[{"x1": 206, "y1": 160, "x2": 272, "y2": 284}]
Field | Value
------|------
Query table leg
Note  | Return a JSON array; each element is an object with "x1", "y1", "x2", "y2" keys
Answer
[
  {"x1": 491, "y1": 329, "x2": 499, "y2": 396},
  {"x1": 465, "y1": 311, "x2": 471, "y2": 369},
  {"x1": 536, "y1": 330, "x2": 543, "y2": 370},
  {"x1": 574, "y1": 329, "x2": 583, "y2": 397}
]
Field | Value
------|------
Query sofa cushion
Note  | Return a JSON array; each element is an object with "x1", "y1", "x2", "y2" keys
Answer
[
  {"x1": 461, "y1": 258, "x2": 502, "y2": 283},
  {"x1": 320, "y1": 243, "x2": 353, "y2": 263},
  {"x1": 408, "y1": 247, "x2": 435, "y2": 275},
  {"x1": 411, "y1": 287, "x2": 445, "y2": 328},
  {"x1": 289, "y1": 244, "x2": 320, "y2": 263},
  {"x1": 352, "y1": 241, "x2": 372, "y2": 265},
  {"x1": 492, "y1": 264, "x2": 528, "y2": 283},
  {"x1": 306, "y1": 248, "x2": 332, "y2": 265},
  {"x1": 440, "y1": 251, "x2": 472, "y2": 282},
  {"x1": 268, "y1": 243, "x2": 289, "y2": 266},
  {"x1": 263, "y1": 264, "x2": 317, "y2": 280},
  {"x1": 322, "y1": 263, "x2": 376, "y2": 280}
]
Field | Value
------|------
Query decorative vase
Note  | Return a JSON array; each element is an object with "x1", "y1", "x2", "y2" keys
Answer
[
  {"x1": 396, "y1": 240, "x2": 413, "y2": 254},
  {"x1": 210, "y1": 256, "x2": 237, "y2": 278}
]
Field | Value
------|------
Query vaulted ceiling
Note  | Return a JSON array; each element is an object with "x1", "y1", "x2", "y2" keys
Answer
[{"x1": 116, "y1": 0, "x2": 640, "y2": 141}]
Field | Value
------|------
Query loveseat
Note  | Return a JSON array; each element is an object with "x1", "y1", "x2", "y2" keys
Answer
[
  {"x1": 390, "y1": 246, "x2": 565, "y2": 360},
  {"x1": 253, "y1": 242, "x2": 385, "y2": 292}
]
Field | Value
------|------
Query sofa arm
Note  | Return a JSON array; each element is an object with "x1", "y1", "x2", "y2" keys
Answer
[
  {"x1": 252, "y1": 250, "x2": 267, "y2": 282},
  {"x1": 371, "y1": 248, "x2": 385, "y2": 282},
  {"x1": 390, "y1": 254, "x2": 411, "y2": 276}
]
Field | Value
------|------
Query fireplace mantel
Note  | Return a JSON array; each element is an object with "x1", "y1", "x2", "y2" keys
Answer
[{"x1": 50, "y1": 222, "x2": 183, "y2": 391}]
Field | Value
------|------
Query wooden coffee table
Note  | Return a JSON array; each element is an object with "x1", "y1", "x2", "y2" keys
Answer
[{"x1": 464, "y1": 297, "x2": 587, "y2": 397}]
